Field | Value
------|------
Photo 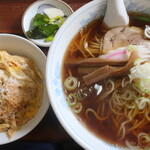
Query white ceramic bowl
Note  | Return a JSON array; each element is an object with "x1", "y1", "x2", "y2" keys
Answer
[
  {"x1": 22, "y1": 0, "x2": 73, "y2": 47},
  {"x1": 46, "y1": 0, "x2": 150, "y2": 150},
  {"x1": 0, "y1": 33, "x2": 49, "y2": 145}
]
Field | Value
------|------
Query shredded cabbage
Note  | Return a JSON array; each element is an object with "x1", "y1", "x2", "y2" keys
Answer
[
  {"x1": 135, "y1": 97, "x2": 150, "y2": 110},
  {"x1": 126, "y1": 45, "x2": 137, "y2": 52},
  {"x1": 129, "y1": 60, "x2": 150, "y2": 93}
]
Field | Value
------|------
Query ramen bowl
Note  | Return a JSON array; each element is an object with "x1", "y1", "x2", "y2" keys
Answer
[
  {"x1": 0, "y1": 33, "x2": 49, "y2": 145},
  {"x1": 46, "y1": 0, "x2": 150, "y2": 150}
]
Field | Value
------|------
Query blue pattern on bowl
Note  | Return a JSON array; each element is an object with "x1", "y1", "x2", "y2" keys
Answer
[
  {"x1": 80, "y1": 3, "x2": 106, "y2": 27},
  {"x1": 53, "y1": 62, "x2": 68, "y2": 109},
  {"x1": 126, "y1": 0, "x2": 150, "y2": 13}
]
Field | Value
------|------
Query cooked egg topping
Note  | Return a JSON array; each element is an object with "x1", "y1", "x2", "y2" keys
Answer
[{"x1": 0, "y1": 51, "x2": 43, "y2": 138}]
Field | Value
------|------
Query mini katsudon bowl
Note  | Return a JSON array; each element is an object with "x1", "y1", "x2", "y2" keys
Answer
[
  {"x1": 46, "y1": 0, "x2": 150, "y2": 150},
  {"x1": 0, "y1": 34, "x2": 49, "y2": 145}
]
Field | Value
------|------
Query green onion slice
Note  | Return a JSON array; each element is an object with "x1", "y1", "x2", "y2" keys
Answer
[
  {"x1": 73, "y1": 102, "x2": 83, "y2": 114},
  {"x1": 66, "y1": 93, "x2": 77, "y2": 106},
  {"x1": 64, "y1": 76, "x2": 78, "y2": 91}
]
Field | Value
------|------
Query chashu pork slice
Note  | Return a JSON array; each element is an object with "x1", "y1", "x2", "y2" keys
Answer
[{"x1": 101, "y1": 26, "x2": 150, "y2": 54}]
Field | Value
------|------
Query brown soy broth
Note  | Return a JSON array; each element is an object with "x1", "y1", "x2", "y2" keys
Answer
[
  {"x1": 78, "y1": 95, "x2": 123, "y2": 145},
  {"x1": 62, "y1": 12, "x2": 150, "y2": 148}
]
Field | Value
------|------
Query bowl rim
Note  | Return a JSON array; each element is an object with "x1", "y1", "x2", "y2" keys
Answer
[
  {"x1": 46, "y1": 0, "x2": 108, "y2": 150},
  {"x1": 0, "y1": 33, "x2": 49, "y2": 145},
  {"x1": 21, "y1": 0, "x2": 74, "y2": 47}
]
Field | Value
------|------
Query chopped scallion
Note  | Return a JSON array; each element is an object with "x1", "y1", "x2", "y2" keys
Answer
[{"x1": 134, "y1": 16, "x2": 150, "y2": 23}]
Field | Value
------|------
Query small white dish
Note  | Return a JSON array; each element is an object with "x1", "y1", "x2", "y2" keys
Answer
[
  {"x1": 22, "y1": 0, "x2": 73, "y2": 47},
  {"x1": 0, "y1": 33, "x2": 49, "y2": 145}
]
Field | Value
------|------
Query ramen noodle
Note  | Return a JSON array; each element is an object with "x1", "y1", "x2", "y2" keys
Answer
[{"x1": 0, "y1": 51, "x2": 43, "y2": 138}]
